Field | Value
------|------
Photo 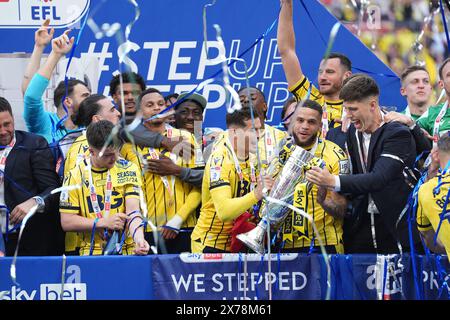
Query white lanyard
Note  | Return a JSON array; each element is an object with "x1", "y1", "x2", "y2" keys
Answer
[
  {"x1": 227, "y1": 137, "x2": 256, "y2": 191},
  {"x1": 147, "y1": 146, "x2": 176, "y2": 202},
  {"x1": 354, "y1": 112, "x2": 385, "y2": 252},
  {"x1": 309, "y1": 136, "x2": 320, "y2": 156},
  {"x1": 321, "y1": 104, "x2": 330, "y2": 138},
  {"x1": 194, "y1": 135, "x2": 205, "y2": 167},
  {"x1": 355, "y1": 130, "x2": 379, "y2": 250},
  {"x1": 354, "y1": 111, "x2": 385, "y2": 172},
  {"x1": 0, "y1": 137, "x2": 16, "y2": 184},
  {"x1": 86, "y1": 159, "x2": 112, "y2": 219},
  {"x1": 432, "y1": 101, "x2": 449, "y2": 146},
  {"x1": 165, "y1": 128, "x2": 176, "y2": 201},
  {"x1": 355, "y1": 132, "x2": 369, "y2": 173},
  {"x1": 264, "y1": 128, "x2": 275, "y2": 162}
]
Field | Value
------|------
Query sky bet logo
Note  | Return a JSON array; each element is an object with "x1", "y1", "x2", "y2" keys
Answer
[{"x1": 2, "y1": 284, "x2": 86, "y2": 300}]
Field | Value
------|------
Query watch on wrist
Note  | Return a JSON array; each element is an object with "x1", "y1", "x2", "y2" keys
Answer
[{"x1": 33, "y1": 196, "x2": 45, "y2": 210}]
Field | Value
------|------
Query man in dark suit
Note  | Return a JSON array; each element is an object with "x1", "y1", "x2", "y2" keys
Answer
[
  {"x1": 306, "y1": 74, "x2": 422, "y2": 254},
  {"x1": 0, "y1": 97, "x2": 63, "y2": 256}
]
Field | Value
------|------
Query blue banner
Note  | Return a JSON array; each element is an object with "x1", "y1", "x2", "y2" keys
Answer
[
  {"x1": 0, "y1": 0, "x2": 404, "y2": 130},
  {"x1": 0, "y1": 254, "x2": 449, "y2": 300},
  {"x1": 152, "y1": 253, "x2": 322, "y2": 300},
  {"x1": 0, "y1": 256, "x2": 152, "y2": 300}
]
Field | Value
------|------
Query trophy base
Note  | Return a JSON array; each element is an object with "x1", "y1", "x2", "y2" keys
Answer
[{"x1": 236, "y1": 224, "x2": 266, "y2": 255}]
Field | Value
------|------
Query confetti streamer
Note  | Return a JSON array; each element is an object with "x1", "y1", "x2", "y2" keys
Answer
[
  {"x1": 323, "y1": 22, "x2": 341, "y2": 61},
  {"x1": 10, "y1": 204, "x2": 38, "y2": 286},
  {"x1": 60, "y1": 254, "x2": 67, "y2": 300},
  {"x1": 10, "y1": 185, "x2": 81, "y2": 286},
  {"x1": 410, "y1": 7, "x2": 440, "y2": 66},
  {"x1": 144, "y1": 7, "x2": 280, "y2": 121},
  {"x1": 265, "y1": 196, "x2": 332, "y2": 300},
  {"x1": 202, "y1": 0, "x2": 217, "y2": 59},
  {"x1": 213, "y1": 24, "x2": 242, "y2": 113},
  {"x1": 356, "y1": 0, "x2": 370, "y2": 37}
]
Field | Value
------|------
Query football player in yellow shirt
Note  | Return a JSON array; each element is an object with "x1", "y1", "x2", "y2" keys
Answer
[
  {"x1": 60, "y1": 120, "x2": 149, "y2": 256},
  {"x1": 416, "y1": 134, "x2": 450, "y2": 258},
  {"x1": 191, "y1": 107, "x2": 274, "y2": 253},
  {"x1": 238, "y1": 86, "x2": 288, "y2": 170},
  {"x1": 278, "y1": 100, "x2": 349, "y2": 253},
  {"x1": 121, "y1": 88, "x2": 202, "y2": 253},
  {"x1": 65, "y1": 94, "x2": 121, "y2": 179},
  {"x1": 63, "y1": 94, "x2": 121, "y2": 255},
  {"x1": 277, "y1": 0, "x2": 352, "y2": 132}
]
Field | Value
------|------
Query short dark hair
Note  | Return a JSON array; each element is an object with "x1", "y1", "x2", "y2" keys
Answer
[
  {"x1": 438, "y1": 133, "x2": 450, "y2": 153},
  {"x1": 53, "y1": 79, "x2": 88, "y2": 108},
  {"x1": 326, "y1": 53, "x2": 352, "y2": 72},
  {"x1": 401, "y1": 65, "x2": 429, "y2": 83},
  {"x1": 71, "y1": 94, "x2": 107, "y2": 127},
  {"x1": 138, "y1": 88, "x2": 163, "y2": 106},
  {"x1": 439, "y1": 58, "x2": 450, "y2": 80},
  {"x1": 0, "y1": 97, "x2": 13, "y2": 116},
  {"x1": 109, "y1": 72, "x2": 146, "y2": 97},
  {"x1": 339, "y1": 74, "x2": 380, "y2": 102},
  {"x1": 164, "y1": 93, "x2": 179, "y2": 102},
  {"x1": 86, "y1": 120, "x2": 120, "y2": 150},
  {"x1": 226, "y1": 107, "x2": 256, "y2": 128},
  {"x1": 237, "y1": 86, "x2": 266, "y2": 103},
  {"x1": 281, "y1": 96, "x2": 297, "y2": 120},
  {"x1": 301, "y1": 99, "x2": 323, "y2": 118}
]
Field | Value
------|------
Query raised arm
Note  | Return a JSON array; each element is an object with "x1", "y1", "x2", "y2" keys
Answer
[
  {"x1": 38, "y1": 29, "x2": 74, "y2": 80},
  {"x1": 277, "y1": 0, "x2": 304, "y2": 88},
  {"x1": 21, "y1": 19, "x2": 54, "y2": 95}
]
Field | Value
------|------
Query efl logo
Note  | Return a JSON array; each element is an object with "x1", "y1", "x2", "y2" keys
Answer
[{"x1": 40, "y1": 283, "x2": 87, "y2": 300}]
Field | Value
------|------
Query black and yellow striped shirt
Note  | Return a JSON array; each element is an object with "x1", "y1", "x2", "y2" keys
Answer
[
  {"x1": 60, "y1": 158, "x2": 142, "y2": 255},
  {"x1": 121, "y1": 127, "x2": 202, "y2": 230},
  {"x1": 191, "y1": 133, "x2": 256, "y2": 251},
  {"x1": 281, "y1": 139, "x2": 349, "y2": 252},
  {"x1": 417, "y1": 173, "x2": 450, "y2": 257},
  {"x1": 289, "y1": 75, "x2": 344, "y2": 128}
]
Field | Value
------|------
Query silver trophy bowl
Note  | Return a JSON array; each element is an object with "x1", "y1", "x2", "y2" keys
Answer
[{"x1": 237, "y1": 146, "x2": 318, "y2": 254}]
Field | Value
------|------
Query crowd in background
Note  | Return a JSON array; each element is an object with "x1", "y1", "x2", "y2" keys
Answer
[{"x1": 323, "y1": 0, "x2": 446, "y2": 96}]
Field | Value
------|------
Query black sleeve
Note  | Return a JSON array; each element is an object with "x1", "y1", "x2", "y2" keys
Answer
[
  {"x1": 179, "y1": 167, "x2": 204, "y2": 188},
  {"x1": 120, "y1": 123, "x2": 163, "y2": 148},
  {"x1": 339, "y1": 128, "x2": 412, "y2": 194},
  {"x1": 31, "y1": 136, "x2": 61, "y2": 206},
  {"x1": 410, "y1": 123, "x2": 432, "y2": 155}
]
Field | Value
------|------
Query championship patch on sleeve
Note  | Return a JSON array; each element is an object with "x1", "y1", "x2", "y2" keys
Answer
[
  {"x1": 60, "y1": 190, "x2": 69, "y2": 202},
  {"x1": 339, "y1": 159, "x2": 350, "y2": 174},
  {"x1": 211, "y1": 155, "x2": 223, "y2": 166},
  {"x1": 210, "y1": 166, "x2": 222, "y2": 182}
]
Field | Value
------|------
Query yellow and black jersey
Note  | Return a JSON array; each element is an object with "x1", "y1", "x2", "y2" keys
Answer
[
  {"x1": 64, "y1": 132, "x2": 89, "y2": 177},
  {"x1": 191, "y1": 132, "x2": 258, "y2": 252},
  {"x1": 253, "y1": 124, "x2": 288, "y2": 171},
  {"x1": 60, "y1": 158, "x2": 142, "y2": 256},
  {"x1": 121, "y1": 127, "x2": 202, "y2": 231},
  {"x1": 289, "y1": 75, "x2": 343, "y2": 128},
  {"x1": 62, "y1": 132, "x2": 89, "y2": 252},
  {"x1": 281, "y1": 139, "x2": 349, "y2": 253},
  {"x1": 417, "y1": 173, "x2": 450, "y2": 257}
]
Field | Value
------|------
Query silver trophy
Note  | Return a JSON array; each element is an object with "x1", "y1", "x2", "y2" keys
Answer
[{"x1": 237, "y1": 145, "x2": 322, "y2": 254}]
